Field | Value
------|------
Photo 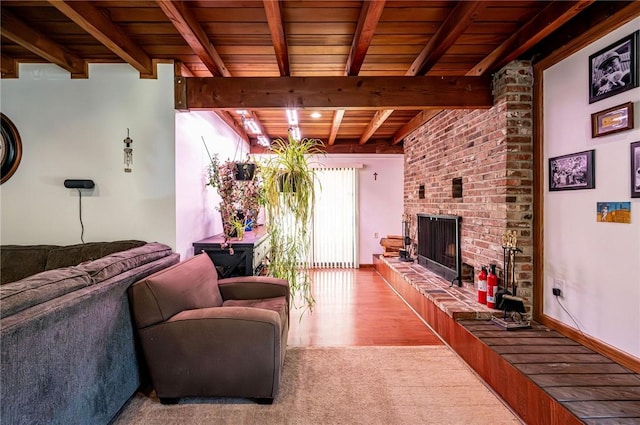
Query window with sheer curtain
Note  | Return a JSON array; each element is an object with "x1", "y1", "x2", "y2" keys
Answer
[{"x1": 311, "y1": 167, "x2": 358, "y2": 268}]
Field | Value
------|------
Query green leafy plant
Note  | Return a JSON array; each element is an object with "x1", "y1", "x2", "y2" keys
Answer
[
  {"x1": 260, "y1": 132, "x2": 325, "y2": 310},
  {"x1": 230, "y1": 214, "x2": 246, "y2": 240},
  {"x1": 203, "y1": 138, "x2": 262, "y2": 238}
]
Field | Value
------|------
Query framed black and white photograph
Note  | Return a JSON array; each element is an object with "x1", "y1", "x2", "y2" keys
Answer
[
  {"x1": 549, "y1": 150, "x2": 595, "y2": 191},
  {"x1": 631, "y1": 141, "x2": 640, "y2": 198},
  {"x1": 589, "y1": 31, "x2": 639, "y2": 104}
]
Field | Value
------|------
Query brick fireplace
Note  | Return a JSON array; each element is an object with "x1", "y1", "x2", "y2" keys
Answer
[{"x1": 403, "y1": 60, "x2": 534, "y2": 313}]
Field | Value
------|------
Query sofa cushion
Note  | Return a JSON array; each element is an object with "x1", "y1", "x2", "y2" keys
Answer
[
  {"x1": 133, "y1": 254, "x2": 223, "y2": 326},
  {"x1": 222, "y1": 296, "x2": 288, "y2": 327},
  {"x1": 76, "y1": 242, "x2": 173, "y2": 283},
  {"x1": 0, "y1": 245, "x2": 59, "y2": 285},
  {"x1": 0, "y1": 267, "x2": 93, "y2": 318},
  {"x1": 45, "y1": 240, "x2": 147, "y2": 271}
]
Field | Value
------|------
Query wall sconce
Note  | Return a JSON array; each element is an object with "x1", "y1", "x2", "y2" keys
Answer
[{"x1": 123, "y1": 129, "x2": 133, "y2": 173}]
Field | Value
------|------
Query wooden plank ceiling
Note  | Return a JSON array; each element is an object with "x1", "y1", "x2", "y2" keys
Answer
[{"x1": 2, "y1": 0, "x2": 634, "y2": 153}]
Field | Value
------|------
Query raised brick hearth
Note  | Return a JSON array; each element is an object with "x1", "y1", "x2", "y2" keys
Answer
[
  {"x1": 378, "y1": 256, "x2": 495, "y2": 320},
  {"x1": 375, "y1": 255, "x2": 640, "y2": 425}
]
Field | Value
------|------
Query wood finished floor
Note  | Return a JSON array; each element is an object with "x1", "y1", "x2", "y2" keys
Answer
[{"x1": 287, "y1": 267, "x2": 442, "y2": 347}]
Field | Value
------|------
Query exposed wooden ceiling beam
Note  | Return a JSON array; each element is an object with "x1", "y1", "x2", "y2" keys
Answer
[
  {"x1": 407, "y1": 1, "x2": 484, "y2": 77},
  {"x1": 359, "y1": 1, "x2": 483, "y2": 145},
  {"x1": 179, "y1": 76, "x2": 492, "y2": 110},
  {"x1": 263, "y1": 0, "x2": 290, "y2": 76},
  {"x1": 394, "y1": 1, "x2": 596, "y2": 144},
  {"x1": 359, "y1": 110, "x2": 393, "y2": 145},
  {"x1": 392, "y1": 110, "x2": 441, "y2": 145},
  {"x1": 346, "y1": 0, "x2": 386, "y2": 76},
  {"x1": 328, "y1": 0, "x2": 386, "y2": 145},
  {"x1": 467, "y1": 0, "x2": 596, "y2": 76},
  {"x1": 175, "y1": 62, "x2": 249, "y2": 143},
  {"x1": 327, "y1": 110, "x2": 345, "y2": 146},
  {"x1": 49, "y1": 0, "x2": 154, "y2": 77},
  {"x1": 1, "y1": 8, "x2": 86, "y2": 77},
  {"x1": 535, "y1": 1, "x2": 640, "y2": 70},
  {"x1": 251, "y1": 138, "x2": 403, "y2": 155},
  {"x1": 157, "y1": 0, "x2": 230, "y2": 78},
  {"x1": 329, "y1": 1, "x2": 385, "y2": 146}
]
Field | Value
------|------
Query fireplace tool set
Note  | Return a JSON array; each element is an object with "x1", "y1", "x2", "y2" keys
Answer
[
  {"x1": 399, "y1": 215, "x2": 413, "y2": 262},
  {"x1": 491, "y1": 230, "x2": 531, "y2": 330}
]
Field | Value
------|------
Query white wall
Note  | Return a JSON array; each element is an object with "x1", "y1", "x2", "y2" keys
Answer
[
  {"x1": 543, "y1": 19, "x2": 640, "y2": 359},
  {"x1": 0, "y1": 63, "x2": 177, "y2": 248},
  {"x1": 0, "y1": 62, "x2": 403, "y2": 266},
  {"x1": 314, "y1": 154, "x2": 404, "y2": 265},
  {"x1": 175, "y1": 111, "x2": 248, "y2": 258}
]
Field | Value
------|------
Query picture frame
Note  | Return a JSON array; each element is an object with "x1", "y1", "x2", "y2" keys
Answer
[
  {"x1": 549, "y1": 149, "x2": 595, "y2": 191},
  {"x1": 631, "y1": 141, "x2": 640, "y2": 198},
  {"x1": 589, "y1": 31, "x2": 639, "y2": 104},
  {"x1": 591, "y1": 102, "x2": 634, "y2": 138},
  {"x1": 1, "y1": 113, "x2": 23, "y2": 185}
]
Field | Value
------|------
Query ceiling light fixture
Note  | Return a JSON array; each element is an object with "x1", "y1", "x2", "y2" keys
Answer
[
  {"x1": 310, "y1": 112, "x2": 322, "y2": 119},
  {"x1": 245, "y1": 119, "x2": 260, "y2": 134},
  {"x1": 257, "y1": 135, "x2": 271, "y2": 147},
  {"x1": 286, "y1": 109, "x2": 298, "y2": 126},
  {"x1": 290, "y1": 126, "x2": 301, "y2": 141}
]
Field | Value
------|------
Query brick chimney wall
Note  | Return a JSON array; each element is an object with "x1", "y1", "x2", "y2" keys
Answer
[{"x1": 403, "y1": 60, "x2": 534, "y2": 312}]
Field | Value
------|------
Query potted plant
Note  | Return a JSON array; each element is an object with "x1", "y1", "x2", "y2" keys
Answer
[
  {"x1": 204, "y1": 140, "x2": 262, "y2": 239},
  {"x1": 234, "y1": 155, "x2": 257, "y2": 181},
  {"x1": 260, "y1": 132, "x2": 325, "y2": 310}
]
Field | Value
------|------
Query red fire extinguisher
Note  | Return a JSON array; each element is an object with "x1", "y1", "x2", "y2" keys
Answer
[
  {"x1": 477, "y1": 266, "x2": 487, "y2": 304},
  {"x1": 487, "y1": 264, "x2": 498, "y2": 309}
]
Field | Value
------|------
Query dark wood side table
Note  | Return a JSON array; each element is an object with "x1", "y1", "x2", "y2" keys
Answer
[{"x1": 193, "y1": 226, "x2": 270, "y2": 278}]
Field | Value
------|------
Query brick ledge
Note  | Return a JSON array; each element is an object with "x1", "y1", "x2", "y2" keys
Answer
[{"x1": 376, "y1": 255, "x2": 497, "y2": 320}]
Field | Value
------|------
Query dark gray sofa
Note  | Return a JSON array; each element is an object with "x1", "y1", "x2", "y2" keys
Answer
[{"x1": 0, "y1": 241, "x2": 180, "y2": 425}]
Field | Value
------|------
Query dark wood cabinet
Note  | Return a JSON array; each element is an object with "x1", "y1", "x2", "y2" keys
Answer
[{"x1": 193, "y1": 226, "x2": 270, "y2": 278}]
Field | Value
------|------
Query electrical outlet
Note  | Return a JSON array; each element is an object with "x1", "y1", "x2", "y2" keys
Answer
[
  {"x1": 552, "y1": 288, "x2": 562, "y2": 297},
  {"x1": 374, "y1": 232, "x2": 379, "y2": 238}
]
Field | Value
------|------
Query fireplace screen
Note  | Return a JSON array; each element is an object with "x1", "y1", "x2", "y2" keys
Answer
[{"x1": 417, "y1": 214, "x2": 462, "y2": 286}]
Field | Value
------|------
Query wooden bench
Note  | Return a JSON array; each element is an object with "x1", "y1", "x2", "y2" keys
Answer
[{"x1": 374, "y1": 255, "x2": 640, "y2": 425}]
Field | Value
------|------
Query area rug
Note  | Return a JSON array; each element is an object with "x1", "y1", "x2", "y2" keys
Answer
[{"x1": 112, "y1": 346, "x2": 522, "y2": 425}]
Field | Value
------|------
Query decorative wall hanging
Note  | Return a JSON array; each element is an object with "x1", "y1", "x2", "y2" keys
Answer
[
  {"x1": 597, "y1": 202, "x2": 631, "y2": 224},
  {"x1": 589, "y1": 31, "x2": 639, "y2": 104},
  {"x1": 549, "y1": 150, "x2": 595, "y2": 191},
  {"x1": 1, "y1": 113, "x2": 23, "y2": 184},
  {"x1": 123, "y1": 129, "x2": 133, "y2": 173},
  {"x1": 591, "y1": 102, "x2": 634, "y2": 138},
  {"x1": 631, "y1": 141, "x2": 640, "y2": 198}
]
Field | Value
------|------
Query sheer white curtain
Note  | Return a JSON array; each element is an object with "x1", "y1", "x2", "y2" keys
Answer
[{"x1": 311, "y1": 167, "x2": 358, "y2": 268}]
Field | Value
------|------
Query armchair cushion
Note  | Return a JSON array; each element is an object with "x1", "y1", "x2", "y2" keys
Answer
[
  {"x1": 223, "y1": 297, "x2": 288, "y2": 328},
  {"x1": 129, "y1": 254, "x2": 222, "y2": 328},
  {"x1": 218, "y1": 276, "x2": 290, "y2": 304}
]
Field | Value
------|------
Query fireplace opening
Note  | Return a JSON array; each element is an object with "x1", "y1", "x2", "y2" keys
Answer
[{"x1": 417, "y1": 214, "x2": 462, "y2": 286}]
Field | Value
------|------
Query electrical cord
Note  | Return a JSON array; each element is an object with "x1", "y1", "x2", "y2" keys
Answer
[
  {"x1": 554, "y1": 295, "x2": 584, "y2": 336},
  {"x1": 77, "y1": 188, "x2": 85, "y2": 244}
]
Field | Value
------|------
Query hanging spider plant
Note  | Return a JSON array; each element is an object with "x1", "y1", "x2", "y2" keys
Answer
[{"x1": 260, "y1": 132, "x2": 325, "y2": 310}]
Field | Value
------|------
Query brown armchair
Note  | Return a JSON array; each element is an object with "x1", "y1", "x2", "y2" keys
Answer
[{"x1": 128, "y1": 253, "x2": 289, "y2": 404}]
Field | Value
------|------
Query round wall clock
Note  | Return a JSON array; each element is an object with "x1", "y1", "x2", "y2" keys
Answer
[{"x1": 1, "y1": 113, "x2": 23, "y2": 184}]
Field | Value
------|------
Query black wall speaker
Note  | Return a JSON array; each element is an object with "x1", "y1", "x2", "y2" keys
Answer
[{"x1": 64, "y1": 179, "x2": 95, "y2": 189}]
